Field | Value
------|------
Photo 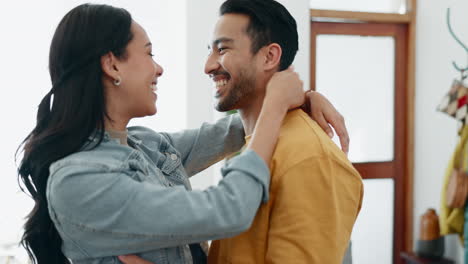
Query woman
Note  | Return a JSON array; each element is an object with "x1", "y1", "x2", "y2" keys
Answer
[{"x1": 18, "y1": 4, "x2": 347, "y2": 264}]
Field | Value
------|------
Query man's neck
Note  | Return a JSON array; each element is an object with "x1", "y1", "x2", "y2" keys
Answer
[{"x1": 238, "y1": 94, "x2": 265, "y2": 136}]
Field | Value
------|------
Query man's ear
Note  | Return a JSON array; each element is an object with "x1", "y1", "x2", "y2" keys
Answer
[
  {"x1": 262, "y1": 43, "x2": 282, "y2": 71},
  {"x1": 100, "y1": 52, "x2": 120, "y2": 81}
]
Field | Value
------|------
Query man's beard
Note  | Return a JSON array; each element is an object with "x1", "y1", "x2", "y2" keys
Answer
[{"x1": 215, "y1": 68, "x2": 256, "y2": 112}]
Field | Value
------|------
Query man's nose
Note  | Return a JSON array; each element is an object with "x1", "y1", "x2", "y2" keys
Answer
[{"x1": 204, "y1": 53, "x2": 218, "y2": 75}]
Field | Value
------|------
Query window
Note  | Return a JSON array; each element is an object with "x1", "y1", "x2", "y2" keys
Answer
[{"x1": 310, "y1": 1, "x2": 416, "y2": 263}]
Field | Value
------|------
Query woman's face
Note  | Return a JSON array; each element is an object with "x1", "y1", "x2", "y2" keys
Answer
[{"x1": 112, "y1": 21, "x2": 163, "y2": 119}]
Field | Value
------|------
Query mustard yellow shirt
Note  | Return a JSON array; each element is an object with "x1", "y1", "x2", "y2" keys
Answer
[{"x1": 208, "y1": 109, "x2": 363, "y2": 264}]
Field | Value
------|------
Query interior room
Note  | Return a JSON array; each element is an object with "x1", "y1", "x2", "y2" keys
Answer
[{"x1": 1, "y1": 0, "x2": 467, "y2": 263}]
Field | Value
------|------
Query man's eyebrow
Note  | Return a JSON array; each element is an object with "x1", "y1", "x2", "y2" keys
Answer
[
  {"x1": 145, "y1": 42, "x2": 152, "y2": 47},
  {"x1": 212, "y1": 37, "x2": 234, "y2": 46}
]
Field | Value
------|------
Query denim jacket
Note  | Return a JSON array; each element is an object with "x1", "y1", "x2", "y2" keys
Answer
[{"x1": 46, "y1": 115, "x2": 270, "y2": 264}]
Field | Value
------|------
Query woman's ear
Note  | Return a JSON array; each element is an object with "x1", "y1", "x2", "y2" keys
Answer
[
  {"x1": 100, "y1": 52, "x2": 120, "y2": 80},
  {"x1": 262, "y1": 43, "x2": 282, "y2": 71}
]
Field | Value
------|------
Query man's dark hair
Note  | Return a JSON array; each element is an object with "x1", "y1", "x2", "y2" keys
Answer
[{"x1": 220, "y1": 0, "x2": 299, "y2": 71}]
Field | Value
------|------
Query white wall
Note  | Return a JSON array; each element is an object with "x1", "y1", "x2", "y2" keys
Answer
[
  {"x1": 414, "y1": 0, "x2": 467, "y2": 262},
  {"x1": 185, "y1": 0, "x2": 223, "y2": 190},
  {"x1": 0, "y1": 0, "x2": 188, "y2": 261}
]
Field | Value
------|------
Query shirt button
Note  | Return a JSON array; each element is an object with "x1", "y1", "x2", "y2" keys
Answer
[{"x1": 170, "y1": 154, "x2": 178, "y2": 161}]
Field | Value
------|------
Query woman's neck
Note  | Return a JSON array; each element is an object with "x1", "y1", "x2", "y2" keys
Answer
[{"x1": 104, "y1": 116, "x2": 129, "y2": 132}]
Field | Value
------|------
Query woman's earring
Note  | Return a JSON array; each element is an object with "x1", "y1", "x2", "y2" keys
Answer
[{"x1": 113, "y1": 76, "x2": 122, "y2": 86}]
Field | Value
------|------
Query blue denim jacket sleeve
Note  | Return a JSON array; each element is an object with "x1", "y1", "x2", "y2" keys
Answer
[
  {"x1": 160, "y1": 114, "x2": 245, "y2": 176},
  {"x1": 47, "y1": 149, "x2": 269, "y2": 257}
]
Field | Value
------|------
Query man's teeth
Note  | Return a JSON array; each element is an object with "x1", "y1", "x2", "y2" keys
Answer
[
  {"x1": 216, "y1": 79, "x2": 228, "y2": 87},
  {"x1": 150, "y1": 84, "x2": 157, "y2": 92}
]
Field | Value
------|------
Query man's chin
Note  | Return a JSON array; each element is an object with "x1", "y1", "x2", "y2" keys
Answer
[
  {"x1": 215, "y1": 104, "x2": 228, "y2": 112},
  {"x1": 215, "y1": 102, "x2": 234, "y2": 112},
  {"x1": 214, "y1": 94, "x2": 242, "y2": 112}
]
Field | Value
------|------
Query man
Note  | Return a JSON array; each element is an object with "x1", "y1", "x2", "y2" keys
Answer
[
  {"x1": 204, "y1": 0, "x2": 363, "y2": 263},
  {"x1": 119, "y1": 0, "x2": 361, "y2": 263}
]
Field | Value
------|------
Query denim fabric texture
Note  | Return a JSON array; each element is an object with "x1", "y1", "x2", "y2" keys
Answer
[{"x1": 46, "y1": 115, "x2": 270, "y2": 264}]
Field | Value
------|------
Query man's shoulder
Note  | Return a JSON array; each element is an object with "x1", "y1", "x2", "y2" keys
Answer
[
  {"x1": 275, "y1": 109, "x2": 337, "y2": 158},
  {"x1": 272, "y1": 109, "x2": 356, "y2": 176}
]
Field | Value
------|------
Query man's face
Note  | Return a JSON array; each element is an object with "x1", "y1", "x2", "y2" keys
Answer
[{"x1": 205, "y1": 14, "x2": 260, "y2": 112}]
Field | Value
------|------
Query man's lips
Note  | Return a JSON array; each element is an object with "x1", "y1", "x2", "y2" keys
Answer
[{"x1": 210, "y1": 72, "x2": 230, "y2": 82}]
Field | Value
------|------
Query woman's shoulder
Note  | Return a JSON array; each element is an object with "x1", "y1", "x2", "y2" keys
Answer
[
  {"x1": 127, "y1": 126, "x2": 173, "y2": 150},
  {"x1": 49, "y1": 142, "x2": 134, "y2": 176}
]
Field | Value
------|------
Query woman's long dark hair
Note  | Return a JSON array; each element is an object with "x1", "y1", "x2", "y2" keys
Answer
[{"x1": 16, "y1": 4, "x2": 133, "y2": 264}]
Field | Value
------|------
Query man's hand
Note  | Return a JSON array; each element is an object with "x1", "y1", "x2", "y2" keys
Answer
[
  {"x1": 118, "y1": 255, "x2": 154, "y2": 264},
  {"x1": 303, "y1": 91, "x2": 349, "y2": 154}
]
